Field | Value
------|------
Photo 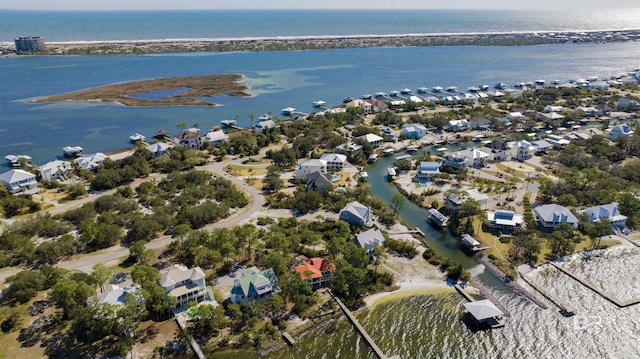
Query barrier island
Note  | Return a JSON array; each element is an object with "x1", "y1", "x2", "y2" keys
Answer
[{"x1": 34, "y1": 74, "x2": 250, "y2": 106}]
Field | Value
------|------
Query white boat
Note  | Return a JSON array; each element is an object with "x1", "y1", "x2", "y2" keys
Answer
[
  {"x1": 312, "y1": 100, "x2": 326, "y2": 107},
  {"x1": 63, "y1": 146, "x2": 83, "y2": 157},
  {"x1": 432, "y1": 86, "x2": 444, "y2": 92},
  {"x1": 389, "y1": 90, "x2": 401, "y2": 97},
  {"x1": 221, "y1": 119, "x2": 237, "y2": 127},
  {"x1": 362, "y1": 93, "x2": 372, "y2": 99},
  {"x1": 417, "y1": 87, "x2": 429, "y2": 93},
  {"x1": 129, "y1": 133, "x2": 146, "y2": 142},
  {"x1": 445, "y1": 86, "x2": 459, "y2": 92},
  {"x1": 401, "y1": 88, "x2": 412, "y2": 94},
  {"x1": 282, "y1": 107, "x2": 296, "y2": 115}
]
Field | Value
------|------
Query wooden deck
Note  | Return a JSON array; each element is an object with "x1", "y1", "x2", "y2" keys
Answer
[{"x1": 328, "y1": 290, "x2": 389, "y2": 359}]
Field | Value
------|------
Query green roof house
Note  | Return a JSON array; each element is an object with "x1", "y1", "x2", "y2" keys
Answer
[{"x1": 230, "y1": 267, "x2": 278, "y2": 304}]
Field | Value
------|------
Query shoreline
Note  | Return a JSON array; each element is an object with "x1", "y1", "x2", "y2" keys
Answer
[{"x1": 4, "y1": 29, "x2": 640, "y2": 56}]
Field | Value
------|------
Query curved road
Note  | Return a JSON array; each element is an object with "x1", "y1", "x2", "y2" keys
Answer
[{"x1": 0, "y1": 161, "x2": 265, "y2": 280}]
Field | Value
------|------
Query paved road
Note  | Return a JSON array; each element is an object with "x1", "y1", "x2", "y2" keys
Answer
[{"x1": 0, "y1": 161, "x2": 266, "y2": 281}]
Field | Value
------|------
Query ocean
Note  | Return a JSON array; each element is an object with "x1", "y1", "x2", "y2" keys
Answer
[{"x1": 2, "y1": 9, "x2": 640, "y2": 358}]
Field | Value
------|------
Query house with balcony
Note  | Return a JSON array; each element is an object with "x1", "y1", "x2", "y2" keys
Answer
[
  {"x1": 319, "y1": 153, "x2": 348, "y2": 172},
  {"x1": 416, "y1": 161, "x2": 441, "y2": 181},
  {"x1": 146, "y1": 142, "x2": 172, "y2": 157},
  {"x1": 355, "y1": 228, "x2": 386, "y2": 257},
  {"x1": 581, "y1": 202, "x2": 628, "y2": 230},
  {"x1": 39, "y1": 160, "x2": 72, "y2": 183},
  {"x1": 95, "y1": 284, "x2": 141, "y2": 307},
  {"x1": 448, "y1": 119, "x2": 469, "y2": 132},
  {"x1": 0, "y1": 169, "x2": 38, "y2": 192},
  {"x1": 295, "y1": 159, "x2": 327, "y2": 180},
  {"x1": 483, "y1": 139, "x2": 510, "y2": 162},
  {"x1": 443, "y1": 148, "x2": 488, "y2": 170},
  {"x1": 487, "y1": 210, "x2": 524, "y2": 233},
  {"x1": 533, "y1": 204, "x2": 579, "y2": 229},
  {"x1": 295, "y1": 257, "x2": 335, "y2": 289},
  {"x1": 204, "y1": 129, "x2": 229, "y2": 145},
  {"x1": 358, "y1": 133, "x2": 384, "y2": 149},
  {"x1": 230, "y1": 267, "x2": 278, "y2": 303},
  {"x1": 174, "y1": 128, "x2": 203, "y2": 149},
  {"x1": 159, "y1": 264, "x2": 209, "y2": 308},
  {"x1": 254, "y1": 120, "x2": 276, "y2": 133},
  {"x1": 470, "y1": 117, "x2": 492, "y2": 130},
  {"x1": 510, "y1": 140, "x2": 535, "y2": 161}
]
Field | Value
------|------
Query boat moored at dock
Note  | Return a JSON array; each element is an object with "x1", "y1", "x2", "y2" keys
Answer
[
  {"x1": 62, "y1": 146, "x2": 83, "y2": 158},
  {"x1": 129, "y1": 133, "x2": 146, "y2": 143},
  {"x1": 427, "y1": 208, "x2": 449, "y2": 228},
  {"x1": 312, "y1": 100, "x2": 327, "y2": 108},
  {"x1": 282, "y1": 107, "x2": 296, "y2": 115}
]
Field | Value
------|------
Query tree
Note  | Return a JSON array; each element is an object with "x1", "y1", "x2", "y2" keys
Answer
[
  {"x1": 50, "y1": 277, "x2": 95, "y2": 319},
  {"x1": 2, "y1": 270, "x2": 45, "y2": 304},
  {"x1": 548, "y1": 223, "x2": 576, "y2": 259},
  {"x1": 91, "y1": 263, "x2": 112, "y2": 293},
  {"x1": 389, "y1": 193, "x2": 405, "y2": 214},
  {"x1": 263, "y1": 167, "x2": 283, "y2": 193}
]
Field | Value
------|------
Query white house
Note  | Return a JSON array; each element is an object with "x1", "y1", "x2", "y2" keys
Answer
[
  {"x1": 448, "y1": 119, "x2": 469, "y2": 132},
  {"x1": 544, "y1": 105, "x2": 565, "y2": 113},
  {"x1": 510, "y1": 140, "x2": 535, "y2": 161},
  {"x1": 508, "y1": 112, "x2": 526, "y2": 121},
  {"x1": 319, "y1": 153, "x2": 347, "y2": 172},
  {"x1": 159, "y1": 264, "x2": 208, "y2": 308},
  {"x1": 401, "y1": 123, "x2": 427, "y2": 139},
  {"x1": 204, "y1": 129, "x2": 229, "y2": 145},
  {"x1": 295, "y1": 159, "x2": 327, "y2": 180},
  {"x1": 533, "y1": 204, "x2": 579, "y2": 229},
  {"x1": 0, "y1": 169, "x2": 38, "y2": 192},
  {"x1": 487, "y1": 210, "x2": 524, "y2": 233},
  {"x1": 358, "y1": 133, "x2": 384, "y2": 149},
  {"x1": 39, "y1": 160, "x2": 72, "y2": 183},
  {"x1": 95, "y1": 284, "x2": 140, "y2": 306},
  {"x1": 582, "y1": 202, "x2": 628, "y2": 230},
  {"x1": 482, "y1": 140, "x2": 510, "y2": 162},
  {"x1": 254, "y1": 120, "x2": 276, "y2": 133},
  {"x1": 75, "y1": 153, "x2": 108, "y2": 171},
  {"x1": 443, "y1": 148, "x2": 488, "y2": 170}
]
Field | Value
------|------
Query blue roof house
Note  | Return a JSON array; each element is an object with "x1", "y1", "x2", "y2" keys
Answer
[
  {"x1": 339, "y1": 201, "x2": 371, "y2": 227},
  {"x1": 533, "y1": 204, "x2": 579, "y2": 229},
  {"x1": 582, "y1": 202, "x2": 628, "y2": 230},
  {"x1": 401, "y1": 123, "x2": 427, "y2": 139}
]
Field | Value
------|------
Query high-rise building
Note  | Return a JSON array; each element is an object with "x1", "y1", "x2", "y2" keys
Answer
[{"x1": 14, "y1": 36, "x2": 45, "y2": 52}]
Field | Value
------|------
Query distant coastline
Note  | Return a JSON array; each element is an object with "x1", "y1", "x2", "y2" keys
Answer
[{"x1": 4, "y1": 29, "x2": 640, "y2": 55}]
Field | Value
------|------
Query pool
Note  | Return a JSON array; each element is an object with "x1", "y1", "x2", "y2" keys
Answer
[{"x1": 331, "y1": 174, "x2": 340, "y2": 181}]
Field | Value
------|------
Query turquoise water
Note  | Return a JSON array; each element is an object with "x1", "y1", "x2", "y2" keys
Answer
[
  {"x1": 4, "y1": 42, "x2": 640, "y2": 164},
  {"x1": 2, "y1": 9, "x2": 640, "y2": 43}
]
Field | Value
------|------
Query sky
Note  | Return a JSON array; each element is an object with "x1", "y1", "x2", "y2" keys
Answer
[{"x1": 1, "y1": 0, "x2": 639, "y2": 10}]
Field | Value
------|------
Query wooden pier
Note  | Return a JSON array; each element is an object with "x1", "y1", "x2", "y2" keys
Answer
[
  {"x1": 387, "y1": 227, "x2": 425, "y2": 237},
  {"x1": 550, "y1": 262, "x2": 640, "y2": 308},
  {"x1": 455, "y1": 284, "x2": 506, "y2": 329},
  {"x1": 328, "y1": 290, "x2": 389, "y2": 359},
  {"x1": 517, "y1": 270, "x2": 575, "y2": 316},
  {"x1": 454, "y1": 284, "x2": 475, "y2": 302},
  {"x1": 175, "y1": 314, "x2": 207, "y2": 359},
  {"x1": 282, "y1": 331, "x2": 296, "y2": 346}
]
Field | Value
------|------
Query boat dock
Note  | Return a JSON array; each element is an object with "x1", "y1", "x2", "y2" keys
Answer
[
  {"x1": 387, "y1": 228, "x2": 425, "y2": 237},
  {"x1": 454, "y1": 284, "x2": 476, "y2": 302},
  {"x1": 550, "y1": 262, "x2": 640, "y2": 308},
  {"x1": 517, "y1": 270, "x2": 575, "y2": 316},
  {"x1": 175, "y1": 314, "x2": 206, "y2": 359},
  {"x1": 328, "y1": 290, "x2": 390, "y2": 359},
  {"x1": 455, "y1": 284, "x2": 506, "y2": 329}
]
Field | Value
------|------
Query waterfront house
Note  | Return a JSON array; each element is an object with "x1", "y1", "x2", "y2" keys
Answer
[
  {"x1": 483, "y1": 139, "x2": 510, "y2": 162},
  {"x1": 470, "y1": 117, "x2": 492, "y2": 130},
  {"x1": 295, "y1": 159, "x2": 327, "y2": 180},
  {"x1": 416, "y1": 161, "x2": 441, "y2": 181},
  {"x1": 581, "y1": 202, "x2": 628, "y2": 230},
  {"x1": 510, "y1": 140, "x2": 535, "y2": 161},
  {"x1": 319, "y1": 153, "x2": 348, "y2": 172},
  {"x1": 154, "y1": 130, "x2": 170, "y2": 139},
  {"x1": 174, "y1": 128, "x2": 203, "y2": 149},
  {"x1": 159, "y1": 264, "x2": 209, "y2": 308},
  {"x1": 145, "y1": 142, "x2": 171, "y2": 157},
  {"x1": 230, "y1": 266, "x2": 278, "y2": 304},
  {"x1": 339, "y1": 201, "x2": 371, "y2": 227},
  {"x1": 295, "y1": 257, "x2": 335, "y2": 289},
  {"x1": 358, "y1": 133, "x2": 384, "y2": 149},
  {"x1": 533, "y1": 204, "x2": 579, "y2": 229},
  {"x1": 401, "y1": 123, "x2": 427, "y2": 139},
  {"x1": 487, "y1": 210, "x2": 524, "y2": 233},
  {"x1": 345, "y1": 99, "x2": 373, "y2": 113},
  {"x1": 369, "y1": 101, "x2": 390, "y2": 114},
  {"x1": 0, "y1": 169, "x2": 37, "y2": 192},
  {"x1": 355, "y1": 228, "x2": 386, "y2": 256},
  {"x1": 443, "y1": 148, "x2": 488, "y2": 170},
  {"x1": 39, "y1": 160, "x2": 72, "y2": 183},
  {"x1": 606, "y1": 124, "x2": 633, "y2": 139},
  {"x1": 577, "y1": 106, "x2": 598, "y2": 117},
  {"x1": 75, "y1": 152, "x2": 108, "y2": 171},
  {"x1": 306, "y1": 171, "x2": 334, "y2": 192},
  {"x1": 204, "y1": 129, "x2": 229, "y2": 145},
  {"x1": 446, "y1": 189, "x2": 489, "y2": 210},
  {"x1": 5, "y1": 154, "x2": 32, "y2": 168},
  {"x1": 448, "y1": 119, "x2": 469, "y2": 132},
  {"x1": 254, "y1": 120, "x2": 276, "y2": 133},
  {"x1": 545, "y1": 135, "x2": 571, "y2": 149},
  {"x1": 381, "y1": 127, "x2": 397, "y2": 142}
]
